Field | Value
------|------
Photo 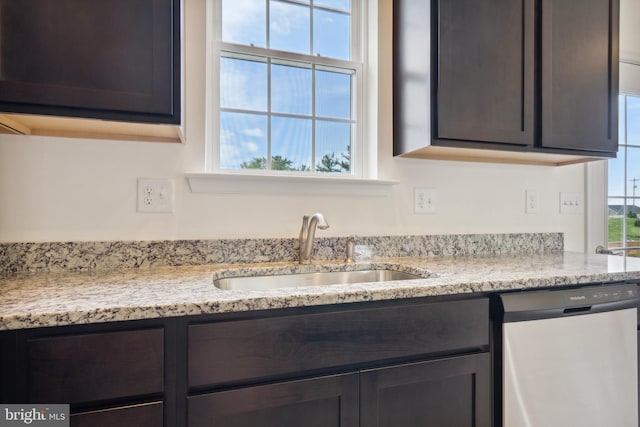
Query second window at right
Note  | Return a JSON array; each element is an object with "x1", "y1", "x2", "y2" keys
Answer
[{"x1": 608, "y1": 94, "x2": 640, "y2": 256}]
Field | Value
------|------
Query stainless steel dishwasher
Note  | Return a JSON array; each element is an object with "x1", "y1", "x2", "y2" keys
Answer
[{"x1": 495, "y1": 283, "x2": 639, "y2": 427}]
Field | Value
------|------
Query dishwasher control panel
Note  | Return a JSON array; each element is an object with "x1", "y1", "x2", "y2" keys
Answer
[
  {"x1": 499, "y1": 283, "x2": 640, "y2": 322},
  {"x1": 566, "y1": 285, "x2": 638, "y2": 305}
]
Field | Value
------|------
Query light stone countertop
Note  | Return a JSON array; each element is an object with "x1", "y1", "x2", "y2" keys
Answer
[{"x1": 2, "y1": 251, "x2": 640, "y2": 331}]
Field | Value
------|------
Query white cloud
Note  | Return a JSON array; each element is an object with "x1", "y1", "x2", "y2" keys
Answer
[
  {"x1": 243, "y1": 128, "x2": 264, "y2": 138},
  {"x1": 245, "y1": 142, "x2": 260, "y2": 153}
]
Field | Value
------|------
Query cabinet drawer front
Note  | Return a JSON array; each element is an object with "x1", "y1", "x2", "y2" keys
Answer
[
  {"x1": 189, "y1": 298, "x2": 489, "y2": 388},
  {"x1": 26, "y1": 328, "x2": 164, "y2": 403},
  {"x1": 71, "y1": 402, "x2": 163, "y2": 427},
  {"x1": 187, "y1": 373, "x2": 358, "y2": 427}
]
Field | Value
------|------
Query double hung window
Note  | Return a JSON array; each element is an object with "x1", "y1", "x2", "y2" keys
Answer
[{"x1": 211, "y1": 0, "x2": 361, "y2": 175}]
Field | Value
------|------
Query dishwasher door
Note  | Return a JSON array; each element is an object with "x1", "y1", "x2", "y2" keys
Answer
[{"x1": 500, "y1": 284, "x2": 639, "y2": 427}]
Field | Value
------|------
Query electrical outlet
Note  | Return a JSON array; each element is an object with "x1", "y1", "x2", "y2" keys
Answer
[
  {"x1": 526, "y1": 190, "x2": 539, "y2": 214},
  {"x1": 414, "y1": 188, "x2": 437, "y2": 214},
  {"x1": 559, "y1": 192, "x2": 580, "y2": 214},
  {"x1": 137, "y1": 178, "x2": 174, "y2": 213}
]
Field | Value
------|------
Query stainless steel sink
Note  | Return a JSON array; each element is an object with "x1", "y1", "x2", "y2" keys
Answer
[{"x1": 214, "y1": 269, "x2": 422, "y2": 291}]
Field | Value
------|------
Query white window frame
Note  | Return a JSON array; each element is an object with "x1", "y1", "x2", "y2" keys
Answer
[{"x1": 205, "y1": 0, "x2": 367, "y2": 178}]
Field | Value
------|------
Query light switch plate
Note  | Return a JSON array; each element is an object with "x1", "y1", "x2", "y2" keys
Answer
[{"x1": 559, "y1": 192, "x2": 580, "y2": 214}]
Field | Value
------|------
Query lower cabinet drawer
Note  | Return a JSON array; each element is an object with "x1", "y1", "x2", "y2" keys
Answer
[
  {"x1": 189, "y1": 298, "x2": 489, "y2": 388},
  {"x1": 187, "y1": 373, "x2": 358, "y2": 427},
  {"x1": 71, "y1": 402, "x2": 163, "y2": 427},
  {"x1": 26, "y1": 328, "x2": 164, "y2": 403}
]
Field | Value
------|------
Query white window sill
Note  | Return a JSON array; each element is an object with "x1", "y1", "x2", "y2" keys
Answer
[{"x1": 185, "y1": 173, "x2": 398, "y2": 196}]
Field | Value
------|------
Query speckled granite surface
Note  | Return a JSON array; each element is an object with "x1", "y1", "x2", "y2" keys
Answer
[
  {"x1": 2, "y1": 251, "x2": 640, "y2": 331},
  {"x1": 0, "y1": 233, "x2": 563, "y2": 273}
]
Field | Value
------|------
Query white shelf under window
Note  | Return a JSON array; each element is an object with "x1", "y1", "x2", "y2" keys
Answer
[{"x1": 185, "y1": 172, "x2": 398, "y2": 196}]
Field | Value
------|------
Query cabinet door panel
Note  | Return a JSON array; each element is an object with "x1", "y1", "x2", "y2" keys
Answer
[
  {"x1": 187, "y1": 373, "x2": 358, "y2": 427},
  {"x1": 435, "y1": 0, "x2": 534, "y2": 146},
  {"x1": 541, "y1": 0, "x2": 618, "y2": 153},
  {"x1": 0, "y1": 0, "x2": 179, "y2": 123},
  {"x1": 26, "y1": 328, "x2": 164, "y2": 404},
  {"x1": 360, "y1": 353, "x2": 491, "y2": 427}
]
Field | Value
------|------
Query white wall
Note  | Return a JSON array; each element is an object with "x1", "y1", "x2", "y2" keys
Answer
[
  {"x1": 621, "y1": 0, "x2": 640, "y2": 64},
  {"x1": 0, "y1": 0, "x2": 590, "y2": 251}
]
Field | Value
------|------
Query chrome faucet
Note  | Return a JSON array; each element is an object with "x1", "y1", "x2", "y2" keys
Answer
[{"x1": 299, "y1": 213, "x2": 329, "y2": 264}]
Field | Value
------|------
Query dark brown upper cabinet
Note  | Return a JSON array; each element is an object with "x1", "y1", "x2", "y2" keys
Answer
[
  {"x1": 0, "y1": 0, "x2": 181, "y2": 140},
  {"x1": 393, "y1": 0, "x2": 619, "y2": 166},
  {"x1": 540, "y1": 0, "x2": 618, "y2": 153}
]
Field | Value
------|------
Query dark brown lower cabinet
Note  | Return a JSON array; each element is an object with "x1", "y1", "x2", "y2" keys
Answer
[
  {"x1": 71, "y1": 402, "x2": 163, "y2": 427},
  {"x1": 360, "y1": 353, "x2": 491, "y2": 427},
  {"x1": 187, "y1": 373, "x2": 358, "y2": 427},
  {"x1": 1, "y1": 296, "x2": 491, "y2": 427}
]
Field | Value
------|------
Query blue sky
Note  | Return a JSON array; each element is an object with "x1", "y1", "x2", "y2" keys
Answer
[{"x1": 219, "y1": 0, "x2": 353, "y2": 171}]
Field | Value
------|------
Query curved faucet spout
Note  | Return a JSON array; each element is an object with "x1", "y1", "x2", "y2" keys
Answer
[
  {"x1": 299, "y1": 213, "x2": 329, "y2": 264},
  {"x1": 310, "y1": 213, "x2": 329, "y2": 230}
]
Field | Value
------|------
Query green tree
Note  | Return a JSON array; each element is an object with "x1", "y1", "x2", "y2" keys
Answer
[
  {"x1": 240, "y1": 155, "x2": 296, "y2": 170},
  {"x1": 316, "y1": 152, "x2": 343, "y2": 172},
  {"x1": 271, "y1": 155, "x2": 295, "y2": 170},
  {"x1": 316, "y1": 145, "x2": 351, "y2": 173},
  {"x1": 240, "y1": 157, "x2": 266, "y2": 169},
  {"x1": 339, "y1": 145, "x2": 351, "y2": 172}
]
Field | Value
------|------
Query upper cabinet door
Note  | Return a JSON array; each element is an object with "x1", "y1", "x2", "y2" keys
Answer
[
  {"x1": 435, "y1": 0, "x2": 535, "y2": 146},
  {"x1": 0, "y1": 0, "x2": 180, "y2": 124},
  {"x1": 540, "y1": 0, "x2": 619, "y2": 153}
]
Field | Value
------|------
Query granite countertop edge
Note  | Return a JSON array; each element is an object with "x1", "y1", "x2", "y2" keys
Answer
[{"x1": 3, "y1": 251, "x2": 640, "y2": 331}]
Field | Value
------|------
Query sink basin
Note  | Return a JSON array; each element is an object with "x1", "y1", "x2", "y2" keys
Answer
[{"x1": 214, "y1": 269, "x2": 422, "y2": 291}]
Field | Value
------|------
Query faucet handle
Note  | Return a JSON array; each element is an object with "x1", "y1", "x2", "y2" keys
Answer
[{"x1": 345, "y1": 235, "x2": 356, "y2": 263}]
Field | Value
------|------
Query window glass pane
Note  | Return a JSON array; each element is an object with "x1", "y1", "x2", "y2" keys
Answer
[
  {"x1": 222, "y1": 0, "x2": 266, "y2": 48},
  {"x1": 630, "y1": 198, "x2": 640, "y2": 257},
  {"x1": 220, "y1": 112, "x2": 268, "y2": 169},
  {"x1": 270, "y1": 1, "x2": 310, "y2": 55},
  {"x1": 628, "y1": 147, "x2": 640, "y2": 199},
  {"x1": 220, "y1": 56, "x2": 267, "y2": 111},
  {"x1": 316, "y1": 70, "x2": 352, "y2": 119},
  {"x1": 608, "y1": 146, "x2": 625, "y2": 197},
  {"x1": 313, "y1": 9, "x2": 350, "y2": 59},
  {"x1": 608, "y1": 197, "x2": 625, "y2": 250},
  {"x1": 315, "y1": 121, "x2": 351, "y2": 173},
  {"x1": 314, "y1": 0, "x2": 350, "y2": 11},
  {"x1": 628, "y1": 96, "x2": 640, "y2": 146},
  {"x1": 271, "y1": 63, "x2": 312, "y2": 116},
  {"x1": 271, "y1": 116, "x2": 312, "y2": 171}
]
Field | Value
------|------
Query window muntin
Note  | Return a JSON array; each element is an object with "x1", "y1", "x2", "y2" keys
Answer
[{"x1": 214, "y1": 0, "x2": 359, "y2": 175}]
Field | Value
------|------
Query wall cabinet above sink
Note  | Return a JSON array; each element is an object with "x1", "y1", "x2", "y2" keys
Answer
[
  {"x1": 393, "y1": 0, "x2": 619, "y2": 166},
  {"x1": 0, "y1": 0, "x2": 182, "y2": 143}
]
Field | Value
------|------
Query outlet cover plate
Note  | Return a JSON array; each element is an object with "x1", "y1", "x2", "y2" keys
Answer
[
  {"x1": 137, "y1": 178, "x2": 174, "y2": 213},
  {"x1": 414, "y1": 188, "x2": 437, "y2": 214},
  {"x1": 526, "y1": 190, "x2": 539, "y2": 214}
]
